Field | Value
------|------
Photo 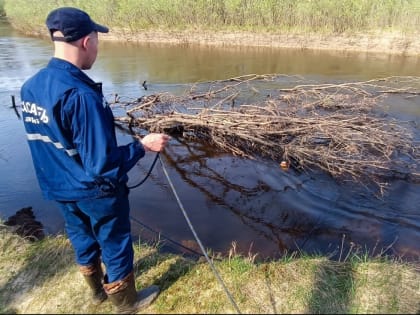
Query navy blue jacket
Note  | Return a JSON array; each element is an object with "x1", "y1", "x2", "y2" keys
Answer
[{"x1": 21, "y1": 58, "x2": 145, "y2": 201}]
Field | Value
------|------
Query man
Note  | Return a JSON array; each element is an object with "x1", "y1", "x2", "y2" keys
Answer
[{"x1": 20, "y1": 7, "x2": 170, "y2": 314}]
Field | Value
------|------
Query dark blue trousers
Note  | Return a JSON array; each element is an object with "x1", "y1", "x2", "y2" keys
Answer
[{"x1": 57, "y1": 185, "x2": 134, "y2": 283}]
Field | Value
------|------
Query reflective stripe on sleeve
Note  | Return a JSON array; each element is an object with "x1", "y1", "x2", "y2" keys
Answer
[{"x1": 26, "y1": 133, "x2": 78, "y2": 157}]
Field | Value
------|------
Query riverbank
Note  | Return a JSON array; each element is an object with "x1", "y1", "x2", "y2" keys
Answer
[
  {"x1": 6, "y1": 22, "x2": 420, "y2": 57},
  {"x1": 3, "y1": 0, "x2": 420, "y2": 56},
  {"x1": 1, "y1": 223, "x2": 419, "y2": 314},
  {"x1": 100, "y1": 28, "x2": 420, "y2": 57}
]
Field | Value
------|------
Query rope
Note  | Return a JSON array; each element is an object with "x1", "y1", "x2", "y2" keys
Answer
[
  {"x1": 127, "y1": 152, "x2": 160, "y2": 189},
  {"x1": 127, "y1": 150, "x2": 241, "y2": 313},
  {"x1": 128, "y1": 152, "x2": 208, "y2": 258},
  {"x1": 129, "y1": 214, "x2": 206, "y2": 259},
  {"x1": 158, "y1": 154, "x2": 242, "y2": 314}
]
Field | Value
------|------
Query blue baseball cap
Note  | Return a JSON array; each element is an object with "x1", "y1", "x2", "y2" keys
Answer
[{"x1": 46, "y1": 7, "x2": 109, "y2": 42}]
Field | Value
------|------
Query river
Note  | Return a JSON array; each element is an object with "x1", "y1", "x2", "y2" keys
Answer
[{"x1": 1, "y1": 18, "x2": 419, "y2": 262}]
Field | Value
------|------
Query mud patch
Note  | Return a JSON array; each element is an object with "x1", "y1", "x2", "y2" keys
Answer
[{"x1": 4, "y1": 207, "x2": 45, "y2": 241}]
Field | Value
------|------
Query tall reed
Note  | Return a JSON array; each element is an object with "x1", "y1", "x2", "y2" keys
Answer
[{"x1": 4, "y1": 0, "x2": 419, "y2": 35}]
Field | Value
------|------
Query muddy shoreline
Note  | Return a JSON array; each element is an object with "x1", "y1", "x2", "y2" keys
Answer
[
  {"x1": 99, "y1": 29, "x2": 420, "y2": 57},
  {"x1": 17, "y1": 22, "x2": 420, "y2": 57}
]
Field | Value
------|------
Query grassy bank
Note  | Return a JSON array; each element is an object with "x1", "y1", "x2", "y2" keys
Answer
[
  {"x1": 0, "y1": 223, "x2": 419, "y2": 314},
  {"x1": 3, "y1": 0, "x2": 420, "y2": 55},
  {"x1": 4, "y1": 0, "x2": 420, "y2": 33}
]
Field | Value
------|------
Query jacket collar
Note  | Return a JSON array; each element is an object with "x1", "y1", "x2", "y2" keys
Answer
[{"x1": 47, "y1": 57, "x2": 103, "y2": 92}]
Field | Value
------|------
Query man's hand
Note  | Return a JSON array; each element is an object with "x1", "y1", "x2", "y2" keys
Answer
[{"x1": 140, "y1": 133, "x2": 171, "y2": 152}]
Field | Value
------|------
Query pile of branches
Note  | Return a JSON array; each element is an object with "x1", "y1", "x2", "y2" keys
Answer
[{"x1": 113, "y1": 74, "x2": 420, "y2": 191}]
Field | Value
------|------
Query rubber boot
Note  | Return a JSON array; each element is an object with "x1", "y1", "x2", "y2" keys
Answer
[
  {"x1": 79, "y1": 259, "x2": 108, "y2": 305},
  {"x1": 103, "y1": 271, "x2": 160, "y2": 314}
]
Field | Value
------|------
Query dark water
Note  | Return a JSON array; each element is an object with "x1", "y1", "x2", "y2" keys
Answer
[{"x1": 1, "y1": 19, "x2": 419, "y2": 261}]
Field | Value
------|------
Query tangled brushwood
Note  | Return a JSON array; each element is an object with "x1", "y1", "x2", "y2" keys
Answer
[{"x1": 112, "y1": 75, "x2": 420, "y2": 192}]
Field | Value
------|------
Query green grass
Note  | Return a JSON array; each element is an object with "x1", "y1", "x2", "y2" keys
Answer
[
  {"x1": 3, "y1": 0, "x2": 420, "y2": 35},
  {"x1": 0, "y1": 223, "x2": 418, "y2": 314},
  {"x1": 0, "y1": 0, "x2": 4, "y2": 17}
]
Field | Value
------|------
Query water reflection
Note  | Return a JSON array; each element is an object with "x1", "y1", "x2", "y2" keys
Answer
[
  {"x1": 1, "y1": 19, "x2": 419, "y2": 262},
  {"x1": 97, "y1": 40, "x2": 420, "y2": 87},
  {"x1": 126, "y1": 134, "x2": 420, "y2": 262}
]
